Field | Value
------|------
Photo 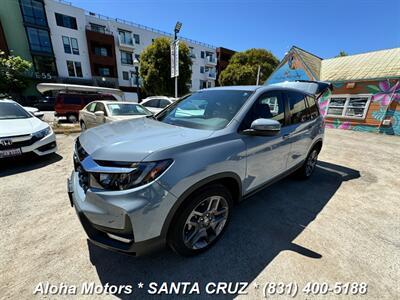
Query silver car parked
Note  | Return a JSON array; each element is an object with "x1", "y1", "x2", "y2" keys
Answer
[
  {"x1": 79, "y1": 101, "x2": 152, "y2": 130},
  {"x1": 68, "y1": 81, "x2": 331, "y2": 256}
]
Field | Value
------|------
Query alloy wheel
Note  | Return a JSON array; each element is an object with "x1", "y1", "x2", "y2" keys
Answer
[
  {"x1": 183, "y1": 196, "x2": 229, "y2": 250},
  {"x1": 306, "y1": 149, "x2": 318, "y2": 176}
]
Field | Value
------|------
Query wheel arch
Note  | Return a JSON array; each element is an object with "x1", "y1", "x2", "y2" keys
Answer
[
  {"x1": 310, "y1": 138, "x2": 323, "y2": 154},
  {"x1": 160, "y1": 172, "x2": 242, "y2": 239}
]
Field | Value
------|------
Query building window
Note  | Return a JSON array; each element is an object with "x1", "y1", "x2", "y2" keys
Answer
[
  {"x1": 67, "y1": 60, "x2": 83, "y2": 77},
  {"x1": 55, "y1": 13, "x2": 77, "y2": 30},
  {"x1": 207, "y1": 81, "x2": 212, "y2": 88},
  {"x1": 26, "y1": 27, "x2": 52, "y2": 53},
  {"x1": 71, "y1": 38, "x2": 79, "y2": 55},
  {"x1": 33, "y1": 55, "x2": 57, "y2": 77},
  {"x1": 206, "y1": 52, "x2": 215, "y2": 60},
  {"x1": 118, "y1": 29, "x2": 133, "y2": 45},
  {"x1": 200, "y1": 51, "x2": 205, "y2": 59},
  {"x1": 133, "y1": 34, "x2": 140, "y2": 44},
  {"x1": 62, "y1": 36, "x2": 71, "y2": 53},
  {"x1": 327, "y1": 94, "x2": 371, "y2": 119},
  {"x1": 200, "y1": 80, "x2": 207, "y2": 89},
  {"x1": 62, "y1": 36, "x2": 79, "y2": 55},
  {"x1": 200, "y1": 66, "x2": 204, "y2": 73},
  {"x1": 135, "y1": 54, "x2": 140, "y2": 61},
  {"x1": 94, "y1": 47, "x2": 108, "y2": 57},
  {"x1": 120, "y1": 50, "x2": 133, "y2": 64},
  {"x1": 20, "y1": 0, "x2": 47, "y2": 26},
  {"x1": 98, "y1": 67, "x2": 110, "y2": 76},
  {"x1": 122, "y1": 71, "x2": 129, "y2": 80},
  {"x1": 89, "y1": 23, "x2": 106, "y2": 34},
  {"x1": 189, "y1": 47, "x2": 196, "y2": 58}
]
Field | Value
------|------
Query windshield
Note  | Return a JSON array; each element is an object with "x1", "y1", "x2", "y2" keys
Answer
[
  {"x1": 156, "y1": 90, "x2": 253, "y2": 130},
  {"x1": 107, "y1": 103, "x2": 152, "y2": 116},
  {"x1": 0, "y1": 102, "x2": 32, "y2": 120}
]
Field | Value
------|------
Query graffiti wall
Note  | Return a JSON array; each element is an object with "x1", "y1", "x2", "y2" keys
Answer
[
  {"x1": 266, "y1": 52, "x2": 312, "y2": 84},
  {"x1": 318, "y1": 79, "x2": 400, "y2": 135}
]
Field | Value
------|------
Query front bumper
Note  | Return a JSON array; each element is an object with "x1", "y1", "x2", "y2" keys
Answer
[
  {"x1": 68, "y1": 171, "x2": 177, "y2": 255},
  {"x1": 27, "y1": 132, "x2": 57, "y2": 156}
]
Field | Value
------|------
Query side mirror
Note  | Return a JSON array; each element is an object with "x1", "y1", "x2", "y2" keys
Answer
[
  {"x1": 33, "y1": 111, "x2": 44, "y2": 119},
  {"x1": 94, "y1": 111, "x2": 105, "y2": 117},
  {"x1": 243, "y1": 118, "x2": 281, "y2": 136}
]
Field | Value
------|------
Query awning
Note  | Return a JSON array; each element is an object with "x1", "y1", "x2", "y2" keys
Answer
[{"x1": 36, "y1": 83, "x2": 125, "y2": 98}]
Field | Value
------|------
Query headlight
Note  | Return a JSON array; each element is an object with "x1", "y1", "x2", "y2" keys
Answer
[
  {"x1": 33, "y1": 126, "x2": 51, "y2": 139},
  {"x1": 90, "y1": 159, "x2": 173, "y2": 191}
]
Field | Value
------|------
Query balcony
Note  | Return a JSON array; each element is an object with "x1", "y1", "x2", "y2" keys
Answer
[
  {"x1": 205, "y1": 55, "x2": 217, "y2": 66},
  {"x1": 207, "y1": 71, "x2": 216, "y2": 80},
  {"x1": 93, "y1": 76, "x2": 118, "y2": 88},
  {"x1": 86, "y1": 24, "x2": 113, "y2": 35},
  {"x1": 118, "y1": 36, "x2": 135, "y2": 50}
]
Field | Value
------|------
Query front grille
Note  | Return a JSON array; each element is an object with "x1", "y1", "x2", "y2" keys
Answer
[
  {"x1": 74, "y1": 139, "x2": 89, "y2": 192},
  {"x1": 0, "y1": 134, "x2": 41, "y2": 150}
]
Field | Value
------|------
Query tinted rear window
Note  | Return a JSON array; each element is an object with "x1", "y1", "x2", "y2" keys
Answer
[
  {"x1": 63, "y1": 96, "x2": 81, "y2": 105},
  {"x1": 143, "y1": 99, "x2": 159, "y2": 108}
]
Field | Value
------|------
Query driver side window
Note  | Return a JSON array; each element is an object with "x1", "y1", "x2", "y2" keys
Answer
[
  {"x1": 95, "y1": 102, "x2": 107, "y2": 116},
  {"x1": 87, "y1": 102, "x2": 96, "y2": 112},
  {"x1": 240, "y1": 92, "x2": 285, "y2": 131}
]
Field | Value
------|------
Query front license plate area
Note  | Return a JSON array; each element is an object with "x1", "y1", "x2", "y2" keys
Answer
[{"x1": 0, "y1": 148, "x2": 22, "y2": 158}]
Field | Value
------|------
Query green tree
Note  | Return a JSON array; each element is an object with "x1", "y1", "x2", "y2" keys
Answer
[
  {"x1": 336, "y1": 50, "x2": 348, "y2": 57},
  {"x1": 219, "y1": 48, "x2": 279, "y2": 86},
  {"x1": 0, "y1": 51, "x2": 32, "y2": 97},
  {"x1": 140, "y1": 37, "x2": 192, "y2": 96}
]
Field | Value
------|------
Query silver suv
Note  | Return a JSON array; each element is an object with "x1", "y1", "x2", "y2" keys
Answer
[{"x1": 68, "y1": 81, "x2": 331, "y2": 256}]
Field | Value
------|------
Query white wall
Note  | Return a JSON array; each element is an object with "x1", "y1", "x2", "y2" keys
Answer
[{"x1": 45, "y1": 0, "x2": 91, "y2": 80}]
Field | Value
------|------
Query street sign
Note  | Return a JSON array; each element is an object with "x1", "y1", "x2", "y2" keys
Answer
[{"x1": 170, "y1": 40, "x2": 179, "y2": 78}]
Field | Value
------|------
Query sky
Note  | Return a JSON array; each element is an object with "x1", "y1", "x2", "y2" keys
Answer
[{"x1": 68, "y1": 0, "x2": 400, "y2": 60}]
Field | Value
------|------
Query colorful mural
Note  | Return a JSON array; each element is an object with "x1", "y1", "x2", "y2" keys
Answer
[
  {"x1": 266, "y1": 53, "x2": 311, "y2": 84},
  {"x1": 318, "y1": 80, "x2": 400, "y2": 135}
]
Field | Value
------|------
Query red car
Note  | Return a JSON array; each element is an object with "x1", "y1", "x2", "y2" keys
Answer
[{"x1": 54, "y1": 93, "x2": 117, "y2": 122}]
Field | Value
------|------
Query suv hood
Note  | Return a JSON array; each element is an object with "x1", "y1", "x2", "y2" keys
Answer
[
  {"x1": 78, "y1": 117, "x2": 213, "y2": 162},
  {"x1": 0, "y1": 117, "x2": 46, "y2": 137}
]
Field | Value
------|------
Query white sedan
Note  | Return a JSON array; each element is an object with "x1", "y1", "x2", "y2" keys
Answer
[
  {"x1": 79, "y1": 101, "x2": 153, "y2": 130},
  {"x1": 140, "y1": 96, "x2": 176, "y2": 114},
  {"x1": 0, "y1": 99, "x2": 57, "y2": 159}
]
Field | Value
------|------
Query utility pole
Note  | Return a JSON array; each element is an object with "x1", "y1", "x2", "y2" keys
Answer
[
  {"x1": 256, "y1": 65, "x2": 261, "y2": 85},
  {"x1": 173, "y1": 22, "x2": 182, "y2": 98}
]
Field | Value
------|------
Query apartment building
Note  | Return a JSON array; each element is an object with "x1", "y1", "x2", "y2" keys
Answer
[
  {"x1": 44, "y1": 0, "x2": 92, "y2": 83},
  {"x1": 84, "y1": 11, "x2": 217, "y2": 92},
  {"x1": 0, "y1": 0, "x2": 219, "y2": 98}
]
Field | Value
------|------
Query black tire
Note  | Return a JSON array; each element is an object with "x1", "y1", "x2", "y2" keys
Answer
[
  {"x1": 168, "y1": 184, "x2": 233, "y2": 256},
  {"x1": 67, "y1": 113, "x2": 78, "y2": 123},
  {"x1": 80, "y1": 121, "x2": 86, "y2": 130},
  {"x1": 296, "y1": 147, "x2": 319, "y2": 179}
]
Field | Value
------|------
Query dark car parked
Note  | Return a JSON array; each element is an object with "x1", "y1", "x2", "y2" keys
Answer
[
  {"x1": 54, "y1": 93, "x2": 117, "y2": 122},
  {"x1": 33, "y1": 96, "x2": 56, "y2": 111}
]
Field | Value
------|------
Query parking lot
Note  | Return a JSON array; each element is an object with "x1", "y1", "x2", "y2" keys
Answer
[{"x1": 0, "y1": 128, "x2": 399, "y2": 299}]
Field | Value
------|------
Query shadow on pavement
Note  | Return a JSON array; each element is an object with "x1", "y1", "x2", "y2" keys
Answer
[
  {"x1": 0, "y1": 153, "x2": 63, "y2": 177},
  {"x1": 87, "y1": 160, "x2": 360, "y2": 299}
]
